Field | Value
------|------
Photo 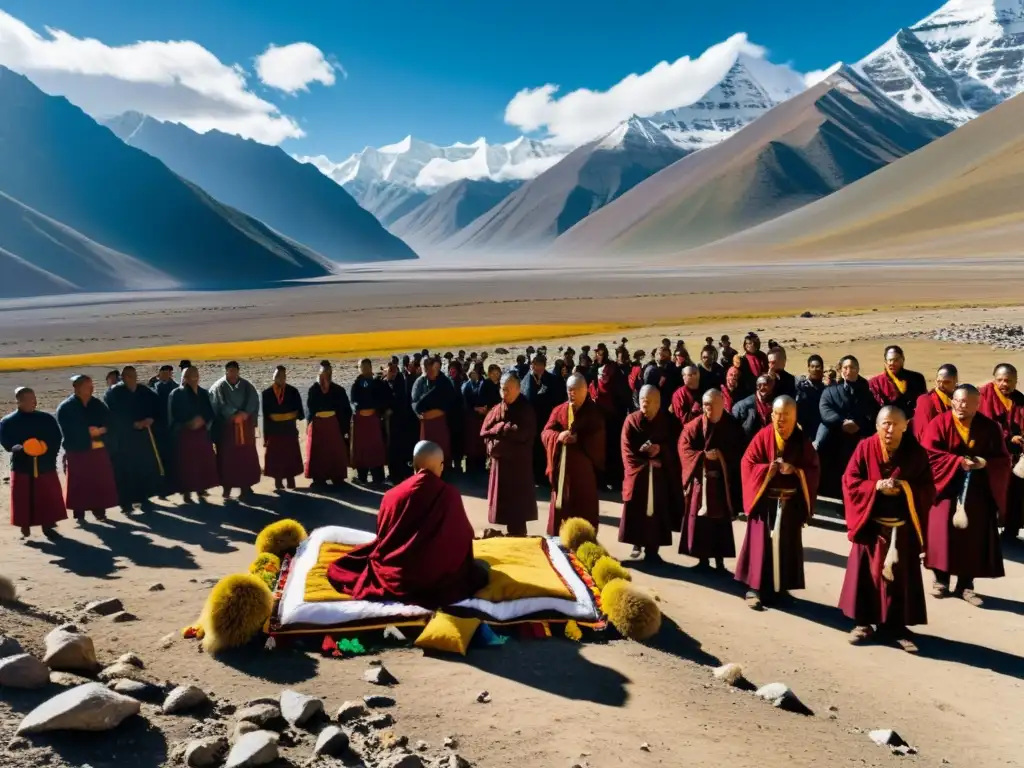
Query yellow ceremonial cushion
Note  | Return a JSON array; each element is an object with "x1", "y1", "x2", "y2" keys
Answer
[
  {"x1": 304, "y1": 542, "x2": 358, "y2": 602},
  {"x1": 471, "y1": 537, "x2": 574, "y2": 602},
  {"x1": 414, "y1": 612, "x2": 480, "y2": 656}
]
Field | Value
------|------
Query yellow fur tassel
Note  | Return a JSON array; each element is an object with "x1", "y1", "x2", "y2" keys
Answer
[
  {"x1": 255, "y1": 520, "x2": 308, "y2": 557},
  {"x1": 193, "y1": 574, "x2": 273, "y2": 655},
  {"x1": 564, "y1": 620, "x2": 582, "y2": 642},
  {"x1": 559, "y1": 517, "x2": 597, "y2": 551},
  {"x1": 601, "y1": 578, "x2": 661, "y2": 641},
  {"x1": 575, "y1": 541, "x2": 608, "y2": 571},
  {"x1": 591, "y1": 556, "x2": 631, "y2": 589}
]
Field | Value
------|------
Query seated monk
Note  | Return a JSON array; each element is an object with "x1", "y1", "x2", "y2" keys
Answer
[{"x1": 327, "y1": 440, "x2": 488, "y2": 608}]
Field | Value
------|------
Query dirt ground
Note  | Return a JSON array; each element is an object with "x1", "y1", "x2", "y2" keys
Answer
[{"x1": 2, "y1": 290, "x2": 1024, "y2": 768}]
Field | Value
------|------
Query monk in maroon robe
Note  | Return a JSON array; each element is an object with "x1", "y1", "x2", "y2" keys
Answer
[
  {"x1": 670, "y1": 366, "x2": 702, "y2": 429},
  {"x1": 721, "y1": 364, "x2": 746, "y2": 414},
  {"x1": 590, "y1": 345, "x2": 632, "y2": 491},
  {"x1": 305, "y1": 361, "x2": 352, "y2": 487},
  {"x1": 619, "y1": 386, "x2": 681, "y2": 562},
  {"x1": 912, "y1": 364, "x2": 957, "y2": 442},
  {"x1": 261, "y1": 365, "x2": 305, "y2": 490},
  {"x1": 839, "y1": 407, "x2": 934, "y2": 652},
  {"x1": 735, "y1": 396, "x2": 819, "y2": 609},
  {"x1": 481, "y1": 373, "x2": 537, "y2": 535},
  {"x1": 327, "y1": 441, "x2": 487, "y2": 608},
  {"x1": 679, "y1": 388, "x2": 743, "y2": 571},
  {"x1": 978, "y1": 364, "x2": 1024, "y2": 543},
  {"x1": 56, "y1": 375, "x2": 118, "y2": 521},
  {"x1": 1, "y1": 387, "x2": 66, "y2": 538},
  {"x1": 868, "y1": 345, "x2": 928, "y2": 420},
  {"x1": 921, "y1": 385, "x2": 1010, "y2": 607},
  {"x1": 542, "y1": 374, "x2": 606, "y2": 536},
  {"x1": 350, "y1": 358, "x2": 389, "y2": 484}
]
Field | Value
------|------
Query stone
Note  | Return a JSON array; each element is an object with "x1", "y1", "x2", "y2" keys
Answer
[
  {"x1": 158, "y1": 633, "x2": 177, "y2": 650},
  {"x1": 712, "y1": 663, "x2": 744, "y2": 685},
  {"x1": 184, "y1": 736, "x2": 229, "y2": 768},
  {"x1": 364, "y1": 664, "x2": 399, "y2": 685},
  {"x1": 754, "y1": 682, "x2": 811, "y2": 715},
  {"x1": 337, "y1": 700, "x2": 369, "y2": 722},
  {"x1": 244, "y1": 695, "x2": 279, "y2": 707},
  {"x1": 441, "y1": 755, "x2": 471, "y2": 768},
  {"x1": 98, "y1": 662, "x2": 147, "y2": 683},
  {"x1": 224, "y1": 730, "x2": 279, "y2": 768},
  {"x1": 231, "y1": 721, "x2": 260, "y2": 744},
  {"x1": 279, "y1": 689, "x2": 324, "y2": 727},
  {"x1": 0, "y1": 654, "x2": 50, "y2": 689},
  {"x1": 110, "y1": 679, "x2": 165, "y2": 703},
  {"x1": 0, "y1": 634, "x2": 23, "y2": 659},
  {"x1": 43, "y1": 626, "x2": 97, "y2": 673},
  {"x1": 364, "y1": 694, "x2": 396, "y2": 708},
  {"x1": 84, "y1": 598, "x2": 124, "y2": 616},
  {"x1": 236, "y1": 703, "x2": 286, "y2": 731},
  {"x1": 17, "y1": 682, "x2": 141, "y2": 734},
  {"x1": 148, "y1": 583, "x2": 166, "y2": 592},
  {"x1": 117, "y1": 652, "x2": 145, "y2": 669},
  {"x1": 49, "y1": 671, "x2": 92, "y2": 687},
  {"x1": 109, "y1": 611, "x2": 139, "y2": 623},
  {"x1": 367, "y1": 713, "x2": 395, "y2": 729},
  {"x1": 443, "y1": 736, "x2": 458, "y2": 749},
  {"x1": 476, "y1": 690, "x2": 491, "y2": 703},
  {"x1": 378, "y1": 754, "x2": 424, "y2": 768},
  {"x1": 800, "y1": 311, "x2": 814, "y2": 318},
  {"x1": 163, "y1": 684, "x2": 210, "y2": 714},
  {"x1": 640, "y1": 743, "x2": 651, "y2": 752},
  {"x1": 6, "y1": 736, "x2": 30, "y2": 751},
  {"x1": 869, "y1": 729, "x2": 908, "y2": 748},
  {"x1": 313, "y1": 725, "x2": 350, "y2": 757},
  {"x1": 0, "y1": 574, "x2": 16, "y2": 602},
  {"x1": 383, "y1": 625, "x2": 407, "y2": 641}
]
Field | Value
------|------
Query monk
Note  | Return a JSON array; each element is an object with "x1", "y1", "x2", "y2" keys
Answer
[
  {"x1": 523, "y1": 354, "x2": 565, "y2": 486},
  {"x1": 104, "y1": 366, "x2": 165, "y2": 512},
  {"x1": 327, "y1": 441, "x2": 488, "y2": 608},
  {"x1": 350, "y1": 358, "x2": 388, "y2": 484},
  {"x1": 979, "y1": 363, "x2": 1024, "y2": 544},
  {"x1": 733, "y1": 373, "x2": 775, "y2": 442},
  {"x1": 381, "y1": 360, "x2": 414, "y2": 483},
  {"x1": 767, "y1": 347, "x2": 796, "y2": 399},
  {"x1": 735, "y1": 396, "x2": 820, "y2": 609},
  {"x1": 411, "y1": 356, "x2": 457, "y2": 468},
  {"x1": 169, "y1": 366, "x2": 220, "y2": 503},
  {"x1": 736, "y1": 333, "x2": 769, "y2": 391},
  {"x1": 150, "y1": 364, "x2": 179, "y2": 496},
  {"x1": 305, "y1": 360, "x2": 352, "y2": 487},
  {"x1": 795, "y1": 354, "x2": 826, "y2": 439},
  {"x1": 618, "y1": 386, "x2": 680, "y2": 562},
  {"x1": 56, "y1": 375, "x2": 118, "y2": 522},
  {"x1": 481, "y1": 373, "x2": 538, "y2": 535},
  {"x1": 590, "y1": 345, "x2": 632, "y2": 491},
  {"x1": 921, "y1": 385, "x2": 1009, "y2": 606},
  {"x1": 261, "y1": 365, "x2": 304, "y2": 490},
  {"x1": 670, "y1": 366, "x2": 702, "y2": 428},
  {"x1": 839, "y1": 407, "x2": 934, "y2": 652},
  {"x1": 868, "y1": 346, "x2": 928, "y2": 419},
  {"x1": 542, "y1": 374, "x2": 606, "y2": 536},
  {"x1": 1, "y1": 387, "x2": 66, "y2": 538},
  {"x1": 818, "y1": 355, "x2": 878, "y2": 498},
  {"x1": 209, "y1": 361, "x2": 261, "y2": 500},
  {"x1": 721, "y1": 364, "x2": 746, "y2": 414},
  {"x1": 679, "y1": 389, "x2": 743, "y2": 571},
  {"x1": 913, "y1": 364, "x2": 958, "y2": 442},
  {"x1": 461, "y1": 363, "x2": 491, "y2": 475}
]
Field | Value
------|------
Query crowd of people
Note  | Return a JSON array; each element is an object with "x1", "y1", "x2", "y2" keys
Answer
[{"x1": 2, "y1": 332, "x2": 1022, "y2": 651}]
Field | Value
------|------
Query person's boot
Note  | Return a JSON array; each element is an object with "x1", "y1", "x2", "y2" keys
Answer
[
  {"x1": 644, "y1": 548, "x2": 664, "y2": 564},
  {"x1": 848, "y1": 625, "x2": 874, "y2": 645},
  {"x1": 357, "y1": 470, "x2": 368, "y2": 483},
  {"x1": 20, "y1": 526, "x2": 30, "y2": 538},
  {"x1": 139, "y1": 499, "x2": 155, "y2": 513},
  {"x1": 42, "y1": 525, "x2": 61, "y2": 541},
  {"x1": 714, "y1": 557, "x2": 727, "y2": 573},
  {"x1": 629, "y1": 546, "x2": 642, "y2": 560},
  {"x1": 182, "y1": 493, "x2": 194, "y2": 504},
  {"x1": 694, "y1": 558, "x2": 711, "y2": 571},
  {"x1": 73, "y1": 510, "x2": 86, "y2": 523},
  {"x1": 120, "y1": 504, "x2": 133, "y2": 515},
  {"x1": 285, "y1": 477, "x2": 296, "y2": 490},
  {"x1": 92, "y1": 509, "x2": 107, "y2": 522},
  {"x1": 744, "y1": 590, "x2": 763, "y2": 610},
  {"x1": 240, "y1": 486, "x2": 255, "y2": 501},
  {"x1": 955, "y1": 578, "x2": 983, "y2": 607},
  {"x1": 371, "y1": 467, "x2": 386, "y2": 484},
  {"x1": 222, "y1": 486, "x2": 232, "y2": 500},
  {"x1": 274, "y1": 478, "x2": 284, "y2": 491},
  {"x1": 931, "y1": 571, "x2": 950, "y2": 598}
]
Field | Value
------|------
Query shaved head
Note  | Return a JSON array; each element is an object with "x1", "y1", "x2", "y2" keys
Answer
[
  {"x1": 772, "y1": 395, "x2": 798, "y2": 438},
  {"x1": 412, "y1": 440, "x2": 445, "y2": 477},
  {"x1": 639, "y1": 384, "x2": 660, "y2": 418},
  {"x1": 639, "y1": 384, "x2": 659, "y2": 399},
  {"x1": 702, "y1": 387, "x2": 724, "y2": 423},
  {"x1": 772, "y1": 395, "x2": 796, "y2": 412},
  {"x1": 876, "y1": 405, "x2": 907, "y2": 426},
  {"x1": 567, "y1": 373, "x2": 588, "y2": 409}
]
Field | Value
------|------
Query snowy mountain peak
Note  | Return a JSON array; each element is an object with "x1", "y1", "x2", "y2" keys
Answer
[{"x1": 596, "y1": 116, "x2": 677, "y2": 151}]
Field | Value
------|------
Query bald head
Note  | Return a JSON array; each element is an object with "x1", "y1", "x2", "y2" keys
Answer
[
  {"x1": 639, "y1": 384, "x2": 660, "y2": 418},
  {"x1": 702, "y1": 387, "x2": 724, "y2": 423},
  {"x1": 567, "y1": 374, "x2": 588, "y2": 408},
  {"x1": 772, "y1": 395, "x2": 798, "y2": 439},
  {"x1": 412, "y1": 440, "x2": 445, "y2": 477},
  {"x1": 682, "y1": 365, "x2": 700, "y2": 390},
  {"x1": 877, "y1": 405, "x2": 908, "y2": 450},
  {"x1": 500, "y1": 372, "x2": 521, "y2": 404}
]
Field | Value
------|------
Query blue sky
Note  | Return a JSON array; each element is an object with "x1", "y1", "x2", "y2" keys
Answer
[{"x1": 1, "y1": 0, "x2": 944, "y2": 158}]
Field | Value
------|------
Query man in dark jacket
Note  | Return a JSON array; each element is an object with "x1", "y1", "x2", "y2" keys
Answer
[
  {"x1": 818, "y1": 355, "x2": 878, "y2": 498},
  {"x1": 732, "y1": 374, "x2": 776, "y2": 443},
  {"x1": 795, "y1": 354, "x2": 827, "y2": 440}
]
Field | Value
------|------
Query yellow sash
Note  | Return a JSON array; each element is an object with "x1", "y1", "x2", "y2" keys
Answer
[
  {"x1": 952, "y1": 414, "x2": 973, "y2": 448},
  {"x1": 91, "y1": 440, "x2": 105, "y2": 450},
  {"x1": 773, "y1": 426, "x2": 785, "y2": 455},
  {"x1": 269, "y1": 411, "x2": 299, "y2": 422},
  {"x1": 885, "y1": 369, "x2": 907, "y2": 395},
  {"x1": 934, "y1": 388, "x2": 951, "y2": 408},
  {"x1": 315, "y1": 411, "x2": 336, "y2": 418},
  {"x1": 993, "y1": 385, "x2": 1014, "y2": 413}
]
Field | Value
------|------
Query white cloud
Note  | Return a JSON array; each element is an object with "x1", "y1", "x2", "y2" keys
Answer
[
  {"x1": 255, "y1": 42, "x2": 339, "y2": 94},
  {"x1": 803, "y1": 61, "x2": 843, "y2": 88},
  {"x1": 504, "y1": 32, "x2": 809, "y2": 147},
  {"x1": 0, "y1": 10, "x2": 331, "y2": 145}
]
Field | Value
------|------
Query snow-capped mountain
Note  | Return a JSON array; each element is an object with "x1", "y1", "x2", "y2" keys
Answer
[{"x1": 858, "y1": 0, "x2": 1024, "y2": 123}]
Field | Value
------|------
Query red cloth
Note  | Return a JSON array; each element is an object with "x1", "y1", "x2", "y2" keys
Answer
[
  {"x1": 216, "y1": 420, "x2": 261, "y2": 488},
  {"x1": 912, "y1": 390, "x2": 949, "y2": 442},
  {"x1": 419, "y1": 417, "x2": 451, "y2": 466},
  {"x1": 617, "y1": 411, "x2": 680, "y2": 549},
  {"x1": 978, "y1": 382, "x2": 1024, "y2": 532},
  {"x1": 305, "y1": 415, "x2": 349, "y2": 483},
  {"x1": 64, "y1": 448, "x2": 118, "y2": 512},
  {"x1": 263, "y1": 434, "x2": 303, "y2": 480},
  {"x1": 482, "y1": 397, "x2": 537, "y2": 528},
  {"x1": 590, "y1": 364, "x2": 631, "y2": 487},
  {"x1": 734, "y1": 425, "x2": 819, "y2": 594},
  {"x1": 326, "y1": 471, "x2": 483, "y2": 608},
  {"x1": 351, "y1": 412, "x2": 387, "y2": 469},
  {"x1": 541, "y1": 400, "x2": 606, "y2": 535},
  {"x1": 838, "y1": 435, "x2": 933, "y2": 627},
  {"x1": 920, "y1": 411, "x2": 1009, "y2": 578},
  {"x1": 678, "y1": 414, "x2": 743, "y2": 559},
  {"x1": 463, "y1": 409, "x2": 487, "y2": 462},
  {"x1": 175, "y1": 427, "x2": 220, "y2": 493},
  {"x1": 11, "y1": 470, "x2": 67, "y2": 528},
  {"x1": 670, "y1": 386, "x2": 701, "y2": 429}
]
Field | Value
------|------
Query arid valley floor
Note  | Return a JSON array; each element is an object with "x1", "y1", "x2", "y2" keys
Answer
[{"x1": 2, "y1": 263, "x2": 1024, "y2": 768}]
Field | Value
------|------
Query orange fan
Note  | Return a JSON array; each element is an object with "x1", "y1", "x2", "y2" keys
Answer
[{"x1": 22, "y1": 438, "x2": 47, "y2": 457}]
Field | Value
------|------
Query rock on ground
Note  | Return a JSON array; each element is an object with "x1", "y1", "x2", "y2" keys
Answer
[
  {"x1": 110, "y1": 678, "x2": 165, "y2": 704},
  {"x1": 378, "y1": 753, "x2": 424, "y2": 768},
  {"x1": 148, "y1": 583, "x2": 165, "y2": 592},
  {"x1": 236, "y1": 703, "x2": 287, "y2": 731},
  {"x1": 109, "y1": 611, "x2": 139, "y2": 623},
  {"x1": 0, "y1": 574, "x2": 16, "y2": 602},
  {"x1": 712, "y1": 663, "x2": 744, "y2": 685},
  {"x1": 98, "y1": 662, "x2": 148, "y2": 683},
  {"x1": 754, "y1": 682, "x2": 812, "y2": 715},
  {"x1": 163, "y1": 684, "x2": 210, "y2": 714},
  {"x1": 231, "y1": 721, "x2": 260, "y2": 744},
  {"x1": 17, "y1": 682, "x2": 141, "y2": 734},
  {"x1": 84, "y1": 598, "x2": 124, "y2": 616},
  {"x1": 43, "y1": 625, "x2": 98, "y2": 673},
  {"x1": 0, "y1": 654, "x2": 50, "y2": 689},
  {"x1": 337, "y1": 701, "x2": 369, "y2": 722},
  {"x1": 279, "y1": 689, "x2": 324, "y2": 727},
  {"x1": 364, "y1": 694, "x2": 396, "y2": 708},
  {"x1": 439, "y1": 755, "x2": 471, "y2": 768},
  {"x1": 363, "y1": 664, "x2": 399, "y2": 685},
  {"x1": 184, "y1": 736, "x2": 229, "y2": 768},
  {"x1": 314, "y1": 725, "x2": 350, "y2": 757},
  {"x1": 116, "y1": 652, "x2": 144, "y2": 669},
  {"x1": 224, "y1": 730, "x2": 279, "y2": 768},
  {"x1": 869, "y1": 729, "x2": 909, "y2": 747},
  {"x1": 0, "y1": 634, "x2": 23, "y2": 659}
]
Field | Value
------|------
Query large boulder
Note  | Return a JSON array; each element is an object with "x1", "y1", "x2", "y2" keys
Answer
[
  {"x1": 224, "y1": 730, "x2": 279, "y2": 768},
  {"x1": 0, "y1": 654, "x2": 50, "y2": 689},
  {"x1": 17, "y1": 683, "x2": 141, "y2": 734},
  {"x1": 279, "y1": 689, "x2": 323, "y2": 727},
  {"x1": 43, "y1": 626, "x2": 97, "y2": 673},
  {"x1": 163, "y1": 685, "x2": 210, "y2": 714}
]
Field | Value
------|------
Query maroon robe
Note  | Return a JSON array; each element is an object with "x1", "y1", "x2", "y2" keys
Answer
[
  {"x1": 463, "y1": 409, "x2": 487, "y2": 464},
  {"x1": 176, "y1": 427, "x2": 220, "y2": 493},
  {"x1": 306, "y1": 416, "x2": 349, "y2": 483},
  {"x1": 678, "y1": 413, "x2": 743, "y2": 559},
  {"x1": 216, "y1": 419, "x2": 261, "y2": 489},
  {"x1": 327, "y1": 471, "x2": 485, "y2": 608},
  {"x1": 2, "y1": 409, "x2": 67, "y2": 529},
  {"x1": 738, "y1": 351, "x2": 769, "y2": 390},
  {"x1": 11, "y1": 471, "x2": 66, "y2": 529},
  {"x1": 351, "y1": 412, "x2": 387, "y2": 470},
  {"x1": 734, "y1": 425, "x2": 819, "y2": 595},
  {"x1": 542, "y1": 399, "x2": 606, "y2": 536},
  {"x1": 65, "y1": 449, "x2": 118, "y2": 513},
  {"x1": 419, "y1": 416, "x2": 451, "y2": 466},
  {"x1": 921, "y1": 411, "x2": 1009, "y2": 579},
  {"x1": 912, "y1": 389, "x2": 950, "y2": 443},
  {"x1": 978, "y1": 382, "x2": 1024, "y2": 534},
  {"x1": 670, "y1": 386, "x2": 701, "y2": 429},
  {"x1": 481, "y1": 396, "x2": 537, "y2": 529},
  {"x1": 618, "y1": 411, "x2": 681, "y2": 549},
  {"x1": 838, "y1": 436, "x2": 934, "y2": 627},
  {"x1": 590, "y1": 363, "x2": 631, "y2": 487}
]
